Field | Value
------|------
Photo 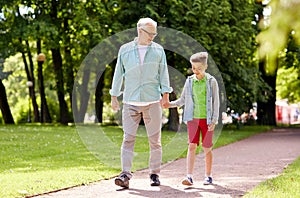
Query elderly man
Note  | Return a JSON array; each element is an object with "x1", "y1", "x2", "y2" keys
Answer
[{"x1": 110, "y1": 17, "x2": 172, "y2": 188}]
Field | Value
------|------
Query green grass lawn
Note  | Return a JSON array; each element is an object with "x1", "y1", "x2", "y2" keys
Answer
[
  {"x1": 0, "y1": 124, "x2": 272, "y2": 197},
  {"x1": 244, "y1": 156, "x2": 300, "y2": 198}
]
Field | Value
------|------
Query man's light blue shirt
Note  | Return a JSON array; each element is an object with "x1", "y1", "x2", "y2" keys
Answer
[{"x1": 110, "y1": 38, "x2": 173, "y2": 103}]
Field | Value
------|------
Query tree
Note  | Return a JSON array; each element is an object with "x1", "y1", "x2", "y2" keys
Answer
[
  {"x1": 140, "y1": 0, "x2": 268, "y2": 120},
  {"x1": 0, "y1": 0, "x2": 278, "y2": 126},
  {"x1": 1, "y1": 0, "x2": 112, "y2": 124},
  {"x1": 89, "y1": 0, "x2": 269, "y2": 127},
  {"x1": 102, "y1": 0, "x2": 267, "y2": 130},
  {"x1": 257, "y1": 0, "x2": 300, "y2": 73},
  {"x1": 256, "y1": 0, "x2": 300, "y2": 125},
  {"x1": 0, "y1": 59, "x2": 14, "y2": 124},
  {"x1": 1, "y1": 2, "x2": 42, "y2": 122},
  {"x1": 276, "y1": 37, "x2": 300, "y2": 103},
  {"x1": 184, "y1": 0, "x2": 267, "y2": 114}
]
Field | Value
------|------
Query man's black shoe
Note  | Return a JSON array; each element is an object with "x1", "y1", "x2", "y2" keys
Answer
[
  {"x1": 150, "y1": 174, "x2": 160, "y2": 186},
  {"x1": 115, "y1": 174, "x2": 129, "y2": 188}
]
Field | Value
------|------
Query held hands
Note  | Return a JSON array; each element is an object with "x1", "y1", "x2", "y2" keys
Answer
[
  {"x1": 111, "y1": 96, "x2": 120, "y2": 112},
  {"x1": 208, "y1": 123, "x2": 216, "y2": 131},
  {"x1": 161, "y1": 93, "x2": 170, "y2": 108},
  {"x1": 161, "y1": 99, "x2": 170, "y2": 108}
]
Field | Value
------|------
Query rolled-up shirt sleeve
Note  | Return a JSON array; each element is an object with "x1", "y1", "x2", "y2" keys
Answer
[
  {"x1": 109, "y1": 48, "x2": 124, "y2": 97},
  {"x1": 159, "y1": 49, "x2": 173, "y2": 94}
]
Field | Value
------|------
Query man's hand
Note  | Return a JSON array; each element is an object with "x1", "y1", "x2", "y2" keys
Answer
[
  {"x1": 111, "y1": 96, "x2": 120, "y2": 112},
  {"x1": 161, "y1": 93, "x2": 170, "y2": 108}
]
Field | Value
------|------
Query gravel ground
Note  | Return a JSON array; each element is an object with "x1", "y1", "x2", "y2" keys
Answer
[{"x1": 31, "y1": 127, "x2": 300, "y2": 198}]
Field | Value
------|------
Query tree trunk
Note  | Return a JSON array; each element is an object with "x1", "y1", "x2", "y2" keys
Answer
[
  {"x1": 37, "y1": 60, "x2": 52, "y2": 123},
  {"x1": 76, "y1": 69, "x2": 90, "y2": 123},
  {"x1": 72, "y1": 82, "x2": 79, "y2": 123},
  {"x1": 65, "y1": 48, "x2": 74, "y2": 122},
  {"x1": 95, "y1": 70, "x2": 105, "y2": 123},
  {"x1": 0, "y1": 79, "x2": 15, "y2": 124},
  {"x1": 25, "y1": 40, "x2": 40, "y2": 122},
  {"x1": 19, "y1": 38, "x2": 40, "y2": 123},
  {"x1": 166, "y1": 53, "x2": 180, "y2": 131},
  {"x1": 257, "y1": 59, "x2": 277, "y2": 126},
  {"x1": 255, "y1": 1, "x2": 277, "y2": 126},
  {"x1": 64, "y1": 18, "x2": 75, "y2": 122},
  {"x1": 51, "y1": 48, "x2": 70, "y2": 125}
]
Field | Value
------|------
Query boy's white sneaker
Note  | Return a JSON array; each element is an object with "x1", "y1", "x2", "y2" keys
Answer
[
  {"x1": 203, "y1": 176, "x2": 213, "y2": 185},
  {"x1": 182, "y1": 176, "x2": 193, "y2": 186}
]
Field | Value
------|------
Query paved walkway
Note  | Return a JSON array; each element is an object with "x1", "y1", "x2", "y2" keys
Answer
[{"x1": 33, "y1": 128, "x2": 300, "y2": 198}]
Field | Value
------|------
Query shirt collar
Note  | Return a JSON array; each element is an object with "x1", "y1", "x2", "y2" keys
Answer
[
  {"x1": 192, "y1": 74, "x2": 206, "y2": 81},
  {"x1": 134, "y1": 37, "x2": 153, "y2": 47}
]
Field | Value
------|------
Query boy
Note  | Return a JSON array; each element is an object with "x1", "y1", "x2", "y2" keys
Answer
[{"x1": 169, "y1": 52, "x2": 219, "y2": 185}]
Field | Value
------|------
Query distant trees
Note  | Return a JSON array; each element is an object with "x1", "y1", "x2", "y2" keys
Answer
[
  {"x1": 0, "y1": 0, "x2": 298, "y2": 126},
  {"x1": 256, "y1": 0, "x2": 300, "y2": 125},
  {"x1": 0, "y1": 0, "x2": 111, "y2": 124}
]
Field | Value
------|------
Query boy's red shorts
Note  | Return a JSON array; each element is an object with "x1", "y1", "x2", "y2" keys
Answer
[{"x1": 187, "y1": 118, "x2": 213, "y2": 148}]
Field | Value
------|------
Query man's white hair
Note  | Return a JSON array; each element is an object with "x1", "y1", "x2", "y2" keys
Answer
[{"x1": 137, "y1": 18, "x2": 157, "y2": 28}]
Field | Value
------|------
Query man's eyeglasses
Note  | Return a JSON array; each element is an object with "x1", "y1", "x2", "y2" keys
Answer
[{"x1": 141, "y1": 28, "x2": 158, "y2": 37}]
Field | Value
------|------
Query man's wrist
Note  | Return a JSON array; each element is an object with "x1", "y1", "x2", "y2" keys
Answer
[{"x1": 162, "y1": 93, "x2": 169, "y2": 99}]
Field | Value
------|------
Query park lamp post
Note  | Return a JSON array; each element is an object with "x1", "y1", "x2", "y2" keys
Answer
[
  {"x1": 37, "y1": 53, "x2": 46, "y2": 62},
  {"x1": 37, "y1": 53, "x2": 46, "y2": 123},
  {"x1": 26, "y1": 81, "x2": 33, "y2": 123}
]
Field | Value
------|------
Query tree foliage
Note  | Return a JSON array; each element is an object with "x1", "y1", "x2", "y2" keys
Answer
[
  {"x1": 0, "y1": 0, "x2": 279, "y2": 124},
  {"x1": 276, "y1": 36, "x2": 300, "y2": 103},
  {"x1": 257, "y1": 0, "x2": 300, "y2": 73},
  {"x1": 256, "y1": 0, "x2": 300, "y2": 124},
  {"x1": 257, "y1": 0, "x2": 300, "y2": 91},
  {"x1": 184, "y1": 0, "x2": 265, "y2": 113}
]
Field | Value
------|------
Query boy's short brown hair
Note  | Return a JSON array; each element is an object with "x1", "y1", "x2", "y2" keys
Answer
[{"x1": 190, "y1": 52, "x2": 208, "y2": 65}]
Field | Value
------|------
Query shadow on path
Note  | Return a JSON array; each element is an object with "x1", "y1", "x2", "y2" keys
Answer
[{"x1": 113, "y1": 183, "x2": 245, "y2": 198}]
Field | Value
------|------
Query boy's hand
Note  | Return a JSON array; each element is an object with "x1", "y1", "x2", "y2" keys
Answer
[
  {"x1": 208, "y1": 124, "x2": 215, "y2": 131},
  {"x1": 163, "y1": 102, "x2": 170, "y2": 108}
]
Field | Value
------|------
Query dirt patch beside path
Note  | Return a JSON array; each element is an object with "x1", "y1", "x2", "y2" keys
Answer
[{"x1": 33, "y1": 128, "x2": 300, "y2": 198}]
